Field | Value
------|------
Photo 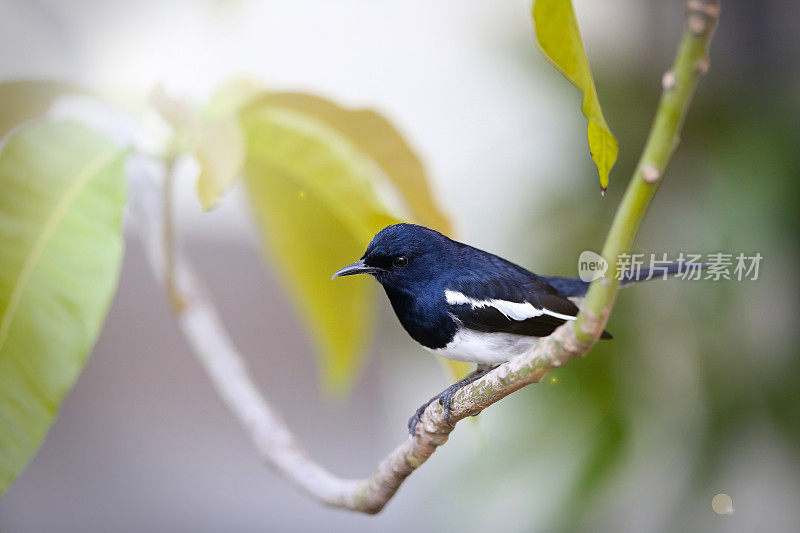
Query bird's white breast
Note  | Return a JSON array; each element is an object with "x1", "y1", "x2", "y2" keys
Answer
[{"x1": 424, "y1": 328, "x2": 539, "y2": 365}]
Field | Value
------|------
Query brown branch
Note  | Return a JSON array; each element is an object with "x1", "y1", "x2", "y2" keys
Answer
[{"x1": 349, "y1": 324, "x2": 590, "y2": 512}]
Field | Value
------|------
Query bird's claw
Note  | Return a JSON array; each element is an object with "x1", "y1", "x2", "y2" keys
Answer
[
  {"x1": 408, "y1": 387, "x2": 457, "y2": 437},
  {"x1": 407, "y1": 366, "x2": 495, "y2": 436},
  {"x1": 438, "y1": 389, "x2": 456, "y2": 428},
  {"x1": 408, "y1": 399, "x2": 435, "y2": 437}
]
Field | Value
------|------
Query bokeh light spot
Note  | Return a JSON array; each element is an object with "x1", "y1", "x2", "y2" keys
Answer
[
  {"x1": 542, "y1": 368, "x2": 579, "y2": 404},
  {"x1": 712, "y1": 493, "x2": 733, "y2": 515}
]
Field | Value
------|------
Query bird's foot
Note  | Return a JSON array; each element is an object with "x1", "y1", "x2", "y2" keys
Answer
[
  {"x1": 407, "y1": 365, "x2": 497, "y2": 437},
  {"x1": 437, "y1": 383, "x2": 461, "y2": 428},
  {"x1": 407, "y1": 398, "x2": 437, "y2": 436}
]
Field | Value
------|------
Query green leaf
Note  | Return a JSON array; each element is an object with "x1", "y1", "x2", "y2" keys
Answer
[
  {"x1": 0, "y1": 80, "x2": 81, "y2": 140},
  {"x1": 204, "y1": 79, "x2": 263, "y2": 120},
  {"x1": 242, "y1": 105, "x2": 400, "y2": 392},
  {"x1": 533, "y1": 0, "x2": 618, "y2": 192},
  {"x1": 248, "y1": 93, "x2": 451, "y2": 233},
  {"x1": 228, "y1": 87, "x2": 462, "y2": 388},
  {"x1": 0, "y1": 121, "x2": 126, "y2": 496}
]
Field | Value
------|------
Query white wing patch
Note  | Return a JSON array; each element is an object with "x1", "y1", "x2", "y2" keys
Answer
[
  {"x1": 444, "y1": 289, "x2": 576, "y2": 322},
  {"x1": 444, "y1": 290, "x2": 540, "y2": 320}
]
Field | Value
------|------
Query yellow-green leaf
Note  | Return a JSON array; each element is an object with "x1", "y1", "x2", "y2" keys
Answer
[
  {"x1": 249, "y1": 93, "x2": 451, "y2": 233},
  {"x1": 237, "y1": 90, "x2": 468, "y2": 385},
  {"x1": 533, "y1": 0, "x2": 618, "y2": 192},
  {"x1": 0, "y1": 80, "x2": 81, "y2": 140},
  {"x1": 0, "y1": 121, "x2": 127, "y2": 495},
  {"x1": 204, "y1": 79, "x2": 263, "y2": 120},
  {"x1": 242, "y1": 106, "x2": 399, "y2": 392},
  {"x1": 257, "y1": 95, "x2": 466, "y2": 380}
]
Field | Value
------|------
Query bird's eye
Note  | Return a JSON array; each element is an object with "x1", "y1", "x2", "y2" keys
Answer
[{"x1": 392, "y1": 255, "x2": 409, "y2": 268}]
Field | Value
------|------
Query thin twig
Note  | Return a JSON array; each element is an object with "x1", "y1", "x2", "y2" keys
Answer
[
  {"x1": 162, "y1": 159, "x2": 186, "y2": 312},
  {"x1": 131, "y1": 0, "x2": 719, "y2": 515},
  {"x1": 129, "y1": 157, "x2": 364, "y2": 507}
]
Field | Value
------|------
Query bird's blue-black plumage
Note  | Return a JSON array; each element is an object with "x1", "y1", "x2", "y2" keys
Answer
[{"x1": 341, "y1": 223, "x2": 610, "y2": 352}]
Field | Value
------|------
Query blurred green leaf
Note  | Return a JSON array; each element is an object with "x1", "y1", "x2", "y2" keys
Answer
[
  {"x1": 533, "y1": 0, "x2": 618, "y2": 192},
  {"x1": 250, "y1": 93, "x2": 451, "y2": 233},
  {"x1": 0, "y1": 80, "x2": 81, "y2": 140},
  {"x1": 0, "y1": 121, "x2": 126, "y2": 495},
  {"x1": 204, "y1": 79, "x2": 263, "y2": 120},
  {"x1": 242, "y1": 105, "x2": 400, "y2": 392}
]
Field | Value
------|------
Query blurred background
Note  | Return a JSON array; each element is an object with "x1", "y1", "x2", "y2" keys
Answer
[{"x1": 1, "y1": 0, "x2": 799, "y2": 531}]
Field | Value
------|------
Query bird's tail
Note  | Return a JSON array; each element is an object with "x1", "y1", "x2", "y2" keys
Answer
[{"x1": 542, "y1": 262, "x2": 695, "y2": 298}]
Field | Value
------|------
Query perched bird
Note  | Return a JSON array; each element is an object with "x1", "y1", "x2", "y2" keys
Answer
[{"x1": 332, "y1": 223, "x2": 684, "y2": 435}]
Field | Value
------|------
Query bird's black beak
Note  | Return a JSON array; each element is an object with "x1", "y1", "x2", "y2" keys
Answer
[{"x1": 331, "y1": 259, "x2": 381, "y2": 279}]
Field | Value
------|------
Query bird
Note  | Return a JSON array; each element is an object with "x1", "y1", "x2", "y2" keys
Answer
[{"x1": 332, "y1": 223, "x2": 685, "y2": 435}]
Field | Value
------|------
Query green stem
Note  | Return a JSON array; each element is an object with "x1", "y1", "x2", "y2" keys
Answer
[{"x1": 574, "y1": 0, "x2": 720, "y2": 343}]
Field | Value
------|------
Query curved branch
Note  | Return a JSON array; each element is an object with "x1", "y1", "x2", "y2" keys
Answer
[{"x1": 129, "y1": 0, "x2": 719, "y2": 515}]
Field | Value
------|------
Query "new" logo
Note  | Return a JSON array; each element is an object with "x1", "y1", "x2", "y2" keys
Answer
[{"x1": 578, "y1": 251, "x2": 608, "y2": 282}]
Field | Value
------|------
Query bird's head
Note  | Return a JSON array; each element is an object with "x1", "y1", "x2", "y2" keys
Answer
[{"x1": 332, "y1": 223, "x2": 452, "y2": 288}]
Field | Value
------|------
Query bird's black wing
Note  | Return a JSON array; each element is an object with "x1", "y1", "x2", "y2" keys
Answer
[{"x1": 445, "y1": 274, "x2": 612, "y2": 339}]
